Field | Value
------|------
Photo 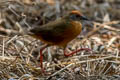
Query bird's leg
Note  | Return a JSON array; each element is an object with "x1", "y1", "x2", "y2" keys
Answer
[
  {"x1": 64, "y1": 48, "x2": 91, "y2": 57},
  {"x1": 40, "y1": 44, "x2": 49, "y2": 73}
]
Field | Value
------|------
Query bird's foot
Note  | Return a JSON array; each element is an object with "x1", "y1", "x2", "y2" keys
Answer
[{"x1": 64, "y1": 48, "x2": 92, "y2": 57}]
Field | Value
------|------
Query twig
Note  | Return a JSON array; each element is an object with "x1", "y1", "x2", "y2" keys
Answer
[
  {"x1": 0, "y1": 27, "x2": 22, "y2": 36},
  {"x1": 103, "y1": 63, "x2": 113, "y2": 75},
  {"x1": 47, "y1": 63, "x2": 74, "y2": 79},
  {"x1": 6, "y1": 35, "x2": 18, "y2": 45},
  {"x1": 106, "y1": 37, "x2": 118, "y2": 48},
  {"x1": 76, "y1": 56, "x2": 113, "y2": 64}
]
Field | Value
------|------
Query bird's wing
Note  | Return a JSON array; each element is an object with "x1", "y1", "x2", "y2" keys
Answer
[{"x1": 29, "y1": 18, "x2": 70, "y2": 43}]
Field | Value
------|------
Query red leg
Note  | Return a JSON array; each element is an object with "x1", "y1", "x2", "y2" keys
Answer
[
  {"x1": 40, "y1": 45, "x2": 49, "y2": 73},
  {"x1": 64, "y1": 48, "x2": 91, "y2": 57}
]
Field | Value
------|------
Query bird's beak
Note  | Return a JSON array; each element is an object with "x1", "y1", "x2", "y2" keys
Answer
[{"x1": 80, "y1": 15, "x2": 90, "y2": 21}]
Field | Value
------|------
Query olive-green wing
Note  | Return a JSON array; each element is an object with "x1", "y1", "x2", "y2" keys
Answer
[{"x1": 29, "y1": 18, "x2": 70, "y2": 43}]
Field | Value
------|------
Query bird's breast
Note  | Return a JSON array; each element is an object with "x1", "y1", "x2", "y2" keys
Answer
[
  {"x1": 57, "y1": 21, "x2": 82, "y2": 47},
  {"x1": 70, "y1": 21, "x2": 82, "y2": 36},
  {"x1": 63, "y1": 21, "x2": 82, "y2": 38}
]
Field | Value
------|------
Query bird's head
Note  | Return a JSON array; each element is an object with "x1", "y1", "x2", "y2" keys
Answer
[{"x1": 67, "y1": 10, "x2": 89, "y2": 21}]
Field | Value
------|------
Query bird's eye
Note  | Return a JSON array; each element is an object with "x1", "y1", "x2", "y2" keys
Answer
[
  {"x1": 76, "y1": 14, "x2": 80, "y2": 17},
  {"x1": 70, "y1": 14, "x2": 80, "y2": 21}
]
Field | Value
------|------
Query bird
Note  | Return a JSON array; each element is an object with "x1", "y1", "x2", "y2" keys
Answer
[{"x1": 28, "y1": 10, "x2": 91, "y2": 73}]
